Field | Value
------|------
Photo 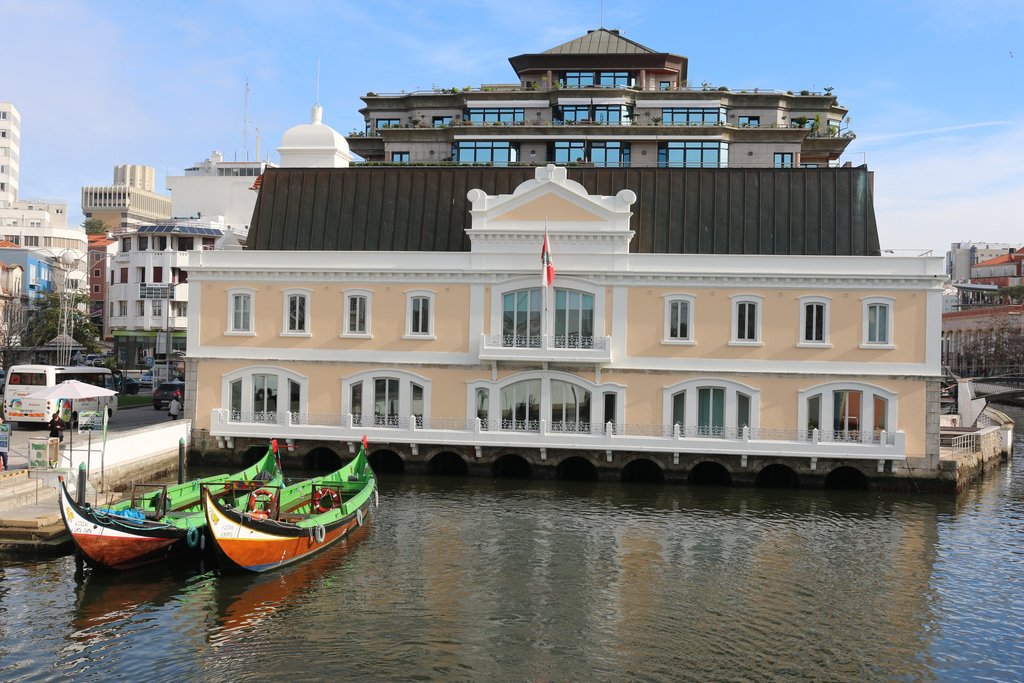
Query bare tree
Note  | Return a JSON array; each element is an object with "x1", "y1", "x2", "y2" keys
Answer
[{"x1": 0, "y1": 296, "x2": 32, "y2": 374}]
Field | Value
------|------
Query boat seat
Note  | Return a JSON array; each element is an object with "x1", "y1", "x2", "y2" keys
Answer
[{"x1": 279, "y1": 513, "x2": 311, "y2": 523}]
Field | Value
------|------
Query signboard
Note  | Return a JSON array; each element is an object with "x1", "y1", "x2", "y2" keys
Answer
[{"x1": 0, "y1": 423, "x2": 9, "y2": 457}]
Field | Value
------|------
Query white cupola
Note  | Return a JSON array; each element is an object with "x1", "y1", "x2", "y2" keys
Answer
[{"x1": 277, "y1": 104, "x2": 352, "y2": 168}]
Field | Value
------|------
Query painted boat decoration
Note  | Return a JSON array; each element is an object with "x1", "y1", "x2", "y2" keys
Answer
[
  {"x1": 204, "y1": 441, "x2": 377, "y2": 573},
  {"x1": 59, "y1": 441, "x2": 284, "y2": 570}
]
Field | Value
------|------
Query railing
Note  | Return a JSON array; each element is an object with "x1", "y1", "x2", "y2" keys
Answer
[
  {"x1": 213, "y1": 409, "x2": 907, "y2": 460},
  {"x1": 479, "y1": 334, "x2": 612, "y2": 362},
  {"x1": 360, "y1": 86, "x2": 828, "y2": 98}
]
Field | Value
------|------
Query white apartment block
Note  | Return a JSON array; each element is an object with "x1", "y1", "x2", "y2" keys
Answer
[
  {"x1": 0, "y1": 103, "x2": 19, "y2": 206},
  {"x1": 165, "y1": 151, "x2": 273, "y2": 240},
  {"x1": 946, "y1": 241, "x2": 1017, "y2": 282}
]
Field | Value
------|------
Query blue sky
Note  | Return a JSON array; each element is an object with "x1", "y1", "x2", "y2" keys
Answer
[{"x1": 4, "y1": 0, "x2": 1022, "y2": 256}]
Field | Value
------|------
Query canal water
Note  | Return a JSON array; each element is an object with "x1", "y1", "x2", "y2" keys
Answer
[{"x1": 1, "y1": 410, "x2": 1023, "y2": 682}]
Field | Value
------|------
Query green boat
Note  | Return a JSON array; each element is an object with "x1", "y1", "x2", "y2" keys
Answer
[
  {"x1": 59, "y1": 440, "x2": 284, "y2": 570},
  {"x1": 204, "y1": 441, "x2": 377, "y2": 572}
]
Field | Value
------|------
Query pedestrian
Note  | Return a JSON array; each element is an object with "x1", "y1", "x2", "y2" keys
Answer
[
  {"x1": 168, "y1": 394, "x2": 181, "y2": 421},
  {"x1": 0, "y1": 414, "x2": 7, "y2": 472},
  {"x1": 48, "y1": 412, "x2": 65, "y2": 443}
]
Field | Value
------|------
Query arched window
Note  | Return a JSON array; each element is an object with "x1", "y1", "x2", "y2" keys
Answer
[
  {"x1": 470, "y1": 371, "x2": 622, "y2": 434},
  {"x1": 502, "y1": 288, "x2": 542, "y2": 347},
  {"x1": 664, "y1": 378, "x2": 759, "y2": 438},
  {"x1": 553, "y1": 288, "x2": 595, "y2": 348},
  {"x1": 500, "y1": 379, "x2": 541, "y2": 431},
  {"x1": 799, "y1": 382, "x2": 897, "y2": 441},
  {"x1": 343, "y1": 369, "x2": 431, "y2": 429},
  {"x1": 223, "y1": 366, "x2": 308, "y2": 424},
  {"x1": 550, "y1": 380, "x2": 591, "y2": 432}
]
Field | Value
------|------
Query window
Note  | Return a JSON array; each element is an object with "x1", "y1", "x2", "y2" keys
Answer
[
  {"x1": 465, "y1": 108, "x2": 524, "y2": 124},
  {"x1": 662, "y1": 107, "x2": 725, "y2": 125},
  {"x1": 550, "y1": 380, "x2": 591, "y2": 433},
  {"x1": 799, "y1": 382, "x2": 897, "y2": 441},
  {"x1": 390, "y1": 151, "x2": 410, "y2": 163},
  {"x1": 344, "y1": 369, "x2": 430, "y2": 429},
  {"x1": 374, "y1": 378, "x2": 400, "y2": 426},
  {"x1": 23, "y1": 236, "x2": 38, "y2": 247},
  {"x1": 501, "y1": 379, "x2": 541, "y2": 431},
  {"x1": 665, "y1": 379, "x2": 760, "y2": 438},
  {"x1": 560, "y1": 71, "x2": 635, "y2": 88},
  {"x1": 121, "y1": 237, "x2": 131, "y2": 252},
  {"x1": 136, "y1": 267, "x2": 145, "y2": 283},
  {"x1": 223, "y1": 367, "x2": 308, "y2": 424},
  {"x1": 731, "y1": 295, "x2": 762, "y2": 344},
  {"x1": 552, "y1": 140, "x2": 586, "y2": 164},
  {"x1": 664, "y1": 296, "x2": 694, "y2": 343},
  {"x1": 153, "y1": 266, "x2": 163, "y2": 283},
  {"x1": 502, "y1": 288, "x2": 542, "y2": 347},
  {"x1": 557, "y1": 105, "x2": 590, "y2": 123},
  {"x1": 151, "y1": 299, "x2": 163, "y2": 317},
  {"x1": 138, "y1": 236, "x2": 148, "y2": 251},
  {"x1": 738, "y1": 115, "x2": 760, "y2": 127},
  {"x1": 411, "y1": 383, "x2": 424, "y2": 427},
  {"x1": 862, "y1": 297, "x2": 895, "y2": 347},
  {"x1": 282, "y1": 289, "x2": 311, "y2": 335},
  {"x1": 119, "y1": 267, "x2": 128, "y2": 283},
  {"x1": 406, "y1": 291, "x2": 433, "y2": 337},
  {"x1": 343, "y1": 290, "x2": 371, "y2": 336},
  {"x1": 92, "y1": 284, "x2": 100, "y2": 294},
  {"x1": 774, "y1": 152, "x2": 794, "y2": 168},
  {"x1": 454, "y1": 141, "x2": 518, "y2": 165},
  {"x1": 660, "y1": 81, "x2": 672, "y2": 90},
  {"x1": 551, "y1": 141, "x2": 630, "y2": 166},
  {"x1": 227, "y1": 288, "x2": 254, "y2": 334},
  {"x1": 798, "y1": 296, "x2": 830, "y2": 346},
  {"x1": 476, "y1": 388, "x2": 490, "y2": 429},
  {"x1": 658, "y1": 141, "x2": 729, "y2": 168},
  {"x1": 93, "y1": 269, "x2": 100, "y2": 278},
  {"x1": 553, "y1": 288, "x2": 594, "y2": 348},
  {"x1": 136, "y1": 301, "x2": 145, "y2": 316},
  {"x1": 375, "y1": 118, "x2": 400, "y2": 130},
  {"x1": 432, "y1": 116, "x2": 452, "y2": 127},
  {"x1": 118, "y1": 301, "x2": 127, "y2": 316}
]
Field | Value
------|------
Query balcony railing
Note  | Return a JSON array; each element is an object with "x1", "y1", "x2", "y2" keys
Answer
[
  {"x1": 479, "y1": 334, "x2": 612, "y2": 363},
  {"x1": 212, "y1": 410, "x2": 906, "y2": 461}
]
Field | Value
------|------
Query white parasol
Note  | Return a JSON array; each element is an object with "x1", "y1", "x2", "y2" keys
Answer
[{"x1": 29, "y1": 380, "x2": 117, "y2": 467}]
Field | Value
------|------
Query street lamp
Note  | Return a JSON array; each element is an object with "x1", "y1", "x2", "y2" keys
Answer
[{"x1": 54, "y1": 250, "x2": 80, "y2": 366}]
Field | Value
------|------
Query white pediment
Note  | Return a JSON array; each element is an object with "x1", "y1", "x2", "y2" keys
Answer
[{"x1": 465, "y1": 164, "x2": 636, "y2": 255}]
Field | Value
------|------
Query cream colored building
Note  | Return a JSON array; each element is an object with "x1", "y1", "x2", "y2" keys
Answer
[
  {"x1": 81, "y1": 165, "x2": 172, "y2": 233},
  {"x1": 186, "y1": 164, "x2": 945, "y2": 485}
]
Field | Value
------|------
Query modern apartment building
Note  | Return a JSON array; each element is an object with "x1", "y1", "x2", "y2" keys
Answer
[
  {"x1": 81, "y1": 165, "x2": 172, "y2": 233},
  {"x1": 165, "y1": 151, "x2": 274, "y2": 240},
  {"x1": 946, "y1": 241, "x2": 1018, "y2": 282},
  {"x1": 0, "y1": 103, "x2": 19, "y2": 206},
  {"x1": 346, "y1": 29, "x2": 854, "y2": 169}
]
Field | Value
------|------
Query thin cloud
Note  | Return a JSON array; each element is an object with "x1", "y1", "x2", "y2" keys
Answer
[{"x1": 856, "y1": 121, "x2": 1015, "y2": 145}]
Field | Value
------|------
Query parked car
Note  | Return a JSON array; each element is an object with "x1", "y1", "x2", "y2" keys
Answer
[
  {"x1": 116, "y1": 376, "x2": 139, "y2": 395},
  {"x1": 152, "y1": 381, "x2": 184, "y2": 411},
  {"x1": 139, "y1": 371, "x2": 154, "y2": 389}
]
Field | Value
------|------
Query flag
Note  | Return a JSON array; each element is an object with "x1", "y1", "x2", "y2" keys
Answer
[
  {"x1": 541, "y1": 229, "x2": 555, "y2": 287},
  {"x1": 362, "y1": 434, "x2": 368, "y2": 451}
]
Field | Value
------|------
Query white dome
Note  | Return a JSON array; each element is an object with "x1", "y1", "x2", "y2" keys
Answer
[{"x1": 277, "y1": 105, "x2": 351, "y2": 168}]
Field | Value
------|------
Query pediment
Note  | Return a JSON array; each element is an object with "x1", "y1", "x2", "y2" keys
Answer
[{"x1": 492, "y1": 192, "x2": 605, "y2": 222}]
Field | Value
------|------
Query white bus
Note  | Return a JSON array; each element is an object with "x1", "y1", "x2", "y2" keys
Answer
[{"x1": 3, "y1": 365, "x2": 119, "y2": 425}]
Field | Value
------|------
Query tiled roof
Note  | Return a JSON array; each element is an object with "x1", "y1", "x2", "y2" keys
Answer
[
  {"x1": 543, "y1": 29, "x2": 657, "y2": 55},
  {"x1": 0, "y1": 241, "x2": 21, "y2": 248},
  {"x1": 246, "y1": 166, "x2": 881, "y2": 256},
  {"x1": 973, "y1": 251, "x2": 1023, "y2": 268}
]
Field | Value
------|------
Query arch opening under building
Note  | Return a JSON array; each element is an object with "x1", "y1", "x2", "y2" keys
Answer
[
  {"x1": 755, "y1": 464, "x2": 800, "y2": 489},
  {"x1": 621, "y1": 458, "x2": 665, "y2": 484},
  {"x1": 493, "y1": 453, "x2": 532, "y2": 479},
  {"x1": 303, "y1": 447, "x2": 343, "y2": 472},
  {"x1": 824, "y1": 466, "x2": 870, "y2": 490},
  {"x1": 368, "y1": 449, "x2": 405, "y2": 475},
  {"x1": 428, "y1": 451, "x2": 469, "y2": 476},
  {"x1": 557, "y1": 456, "x2": 598, "y2": 482},
  {"x1": 687, "y1": 461, "x2": 732, "y2": 487},
  {"x1": 241, "y1": 444, "x2": 270, "y2": 467}
]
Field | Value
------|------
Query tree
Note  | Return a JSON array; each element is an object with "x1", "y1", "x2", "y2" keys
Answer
[
  {"x1": 21, "y1": 291, "x2": 102, "y2": 355},
  {"x1": 959, "y1": 312, "x2": 1024, "y2": 375},
  {"x1": 0, "y1": 297, "x2": 32, "y2": 373},
  {"x1": 82, "y1": 218, "x2": 109, "y2": 235}
]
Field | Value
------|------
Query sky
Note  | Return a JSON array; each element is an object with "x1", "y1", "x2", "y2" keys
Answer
[{"x1": 3, "y1": 0, "x2": 1022, "y2": 257}]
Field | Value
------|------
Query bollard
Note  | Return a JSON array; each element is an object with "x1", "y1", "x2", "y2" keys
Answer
[
  {"x1": 178, "y1": 437, "x2": 186, "y2": 484},
  {"x1": 77, "y1": 462, "x2": 88, "y2": 505}
]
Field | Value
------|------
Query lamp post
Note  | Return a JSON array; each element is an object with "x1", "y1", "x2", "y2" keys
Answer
[{"x1": 54, "y1": 250, "x2": 79, "y2": 366}]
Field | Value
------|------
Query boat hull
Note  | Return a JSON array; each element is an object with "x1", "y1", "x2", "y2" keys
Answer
[
  {"x1": 59, "y1": 482, "x2": 196, "y2": 570},
  {"x1": 205, "y1": 489, "x2": 376, "y2": 573}
]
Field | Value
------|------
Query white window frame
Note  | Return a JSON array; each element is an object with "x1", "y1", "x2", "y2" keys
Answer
[
  {"x1": 797, "y1": 295, "x2": 831, "y2": 348},
  {"x1": 662, "y1": 377, "x2": 760, "y2": 432},
  {"x1": 797, "y1": 381, "x2": 898, "y2": 438},
  {"x1": 342, "y1": 369, "x2": 432, "y2": 426},
  {"x1": 342, "y1": 288, "x2": 372, "y2": 338},
  {"x1": 663, "y1": 294, "x2": 696, "y2": 345},
  {"x1": 221, "y1": 365, "x2": 309, "y2": 420},
  {"x1": 489, "y1": 276, "x2": 606, "y2": 341},
  {"x1": 404, "y1": 289, "x2": 435, "y2": 339},
  {"x1": 729, "y1": 294, "x2": 763, "y2": 346},
  {"x1": 281, "y1": 287, "x2": 312, "y2": 337},
  {"x1": 861, "y1": 296, "x2": 895, "y2": 349},
  {"x1": 226, "y1": 287, "x2": 255, "y2": 336}
]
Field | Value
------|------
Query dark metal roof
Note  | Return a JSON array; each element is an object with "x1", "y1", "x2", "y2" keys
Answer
[
  {"x1": 246, "y1": 166, "x2": 880, "y2": 256},
  {"x1": 543, "y1": 29, "x2": 658, "y2": 55}
]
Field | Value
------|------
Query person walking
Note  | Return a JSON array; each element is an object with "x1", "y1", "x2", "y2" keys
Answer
[
  {"x1": 168, "y1": 394, "x2": 181, "y2": 421},
  {"x1": 48, "y1": 412, "x2": 65, "y2": 442}
]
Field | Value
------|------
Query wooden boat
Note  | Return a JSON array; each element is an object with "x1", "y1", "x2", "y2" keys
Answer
[
  {"x1": 59, "y1": 441, "x2": 284, "y2": 570},
  {"x1": 203, "y1": 443, "x2": 377, "y2": 573}
]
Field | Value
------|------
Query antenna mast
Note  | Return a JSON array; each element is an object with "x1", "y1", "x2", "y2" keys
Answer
[
  {"x1": 315, "y1": 58, "x2": 321, "y2": 105},
  {"x1": 243, "y1": 79, "x2": 251, "y2": 161}
]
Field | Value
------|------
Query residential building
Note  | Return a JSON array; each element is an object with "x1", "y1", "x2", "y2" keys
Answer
[
  {"x1": 946, "y1": 241, "x2": 1017, "y2": 282},
  {"x1": 942, "y1": 304, "x2": 1024, "y2": 375},
  {"x1": 165, "y1": 151, "x2": 275, "y2": 241},
  {"x1": 106, "y1": 220, "x2": 238, "y2": 368},
  {"x1": 88, "y1": 234, "x2": 117, "y2": 341},
  {"x1": 186, "y1": 160, "x2": 944, "y2": 488},
  {"x1": 970, "y1": 249, "x2": 1023, "y2": 289},
  {"x1": 0, "y1": 103, "x2": 19, "y2": 206},
  {"x1": 346, "y1": 29, "x2": 854, "y2": 169},
  {"x1": 81, "y1": 165, "x2": 172, "y2": 233}
]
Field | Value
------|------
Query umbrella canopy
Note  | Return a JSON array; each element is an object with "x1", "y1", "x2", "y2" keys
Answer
[{"x1": 29, "y1": 379, "x2": 118, "y2": 401}]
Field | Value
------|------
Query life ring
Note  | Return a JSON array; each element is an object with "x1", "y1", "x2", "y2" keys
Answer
[
  {"x1": 313, "y1": 523, "x2": 326, "y2": 544},
  {"x1": 314, "y1": 487, "x2": 340, "y2": 514},
  {"x1": 248, "y1": 488, "x2": 276, "y2": 515},
  {"x1": 186, "y1": 525, "x2": 200, "y2": 548}
]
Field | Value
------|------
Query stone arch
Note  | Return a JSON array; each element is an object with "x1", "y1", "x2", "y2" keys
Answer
[
  {"x1": 621, "y1": 457, "x2": 665, "y2": 483},
  {"x1": 493, "y1": 453, "x2": 532, "y2": 479},
  {"x1": 556, "y1": 455, "x2": 598, "y2": 482},
  {"x1": 427, "y1": 451, "x2": 468, "y2": 476},
  {"x1": 755, "y1": 463, "x2": 800, "y2": 489},
  {"x1": 241, "y1": 444, "x2": 270, "y2": 467},
  {"x1": 302, "y1": 447, "x2": 343, "y2": 472},
  {"x1": 368, "y1": 449, "x2": 405, "y2": 475},
  {"x1": 687, "y1": 460, "x2": 732, "y2": 486},
  {"x1": 824, "y1": 465, "x2": 870, "y2": 490}
]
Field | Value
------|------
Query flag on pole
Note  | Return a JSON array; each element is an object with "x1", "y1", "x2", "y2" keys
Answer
[{"x1": 541, "y1": 229, "x2": 555, "y2": 287}]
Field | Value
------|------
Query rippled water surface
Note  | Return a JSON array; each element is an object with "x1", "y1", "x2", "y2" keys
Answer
[{"x1": 1, "y1": 409, "x2": 1023, "y2": 682}]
